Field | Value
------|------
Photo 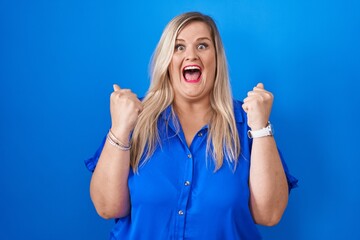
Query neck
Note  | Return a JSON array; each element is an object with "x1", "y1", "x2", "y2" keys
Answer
[
  {"x1": 172, "y1": 98, "x2": 213, "y2": 147},
  {"x1": 173, "y1": 98, "x2": 212, "y2": 119},
  {"x1": 173, "y1": 97, "x2": 213, "y2": 130}
]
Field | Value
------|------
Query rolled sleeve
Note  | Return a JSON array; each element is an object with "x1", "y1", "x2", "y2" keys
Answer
[
  {"x1": 85, "y1": 135, "x2": 106, "y2": 172},
  {"x1": 278, "y1": 150, "x2": 298, "y2": 192}
]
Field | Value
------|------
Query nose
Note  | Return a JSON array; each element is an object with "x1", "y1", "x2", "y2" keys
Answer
[{"x1": 185, "y1": 46, "x2": 199, "y2": 61}]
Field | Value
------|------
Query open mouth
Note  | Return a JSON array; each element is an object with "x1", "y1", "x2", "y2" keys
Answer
[{"x1": 182, "y1": 65, "x2": 202, "y2": 83}]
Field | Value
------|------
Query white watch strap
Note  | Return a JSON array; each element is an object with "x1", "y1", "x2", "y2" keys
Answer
[{"x1": 247, "y1": 122, "x2": 273, "y2": 139}]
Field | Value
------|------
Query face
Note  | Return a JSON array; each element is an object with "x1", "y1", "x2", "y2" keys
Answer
[{"x1": 169, "y1": 21, "x2": 216, "y2": 104}]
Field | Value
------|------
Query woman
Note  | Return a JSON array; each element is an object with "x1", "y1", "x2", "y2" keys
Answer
[{"x1": 85, "y1": 12, "x2": 298, "y2": 239}]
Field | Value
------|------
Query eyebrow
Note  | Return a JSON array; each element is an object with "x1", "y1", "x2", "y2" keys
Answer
[{"x1": 175, "y1": 37, "x2": 212, "y2": 42}]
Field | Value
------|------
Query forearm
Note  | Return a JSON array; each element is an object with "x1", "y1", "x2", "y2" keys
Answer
[
  {"x1": 249, "y1": 136, "x2": 288, "y2": 226},
  {"x1": 90, "y1": 139, "x2": 131, "y2": 219}
]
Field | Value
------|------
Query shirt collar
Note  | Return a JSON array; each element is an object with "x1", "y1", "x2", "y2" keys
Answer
[
  {"x1": 160, "y1": 105, "x2": 180, "y2": 134},
  {"x1": 161, "y1": 105, "x2": 173, "y2": 121}
]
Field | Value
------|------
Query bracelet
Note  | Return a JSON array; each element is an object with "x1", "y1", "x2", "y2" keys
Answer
[
  {"x1": 107, "y1": 130, "x2": 131, "y2": 151},
  {"x1": 108, "y1": 129, "x2": 131, "y2": 147}
]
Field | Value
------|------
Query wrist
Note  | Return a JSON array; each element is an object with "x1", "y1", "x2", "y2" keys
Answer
[
  {"x1": 107, "y1": 129, "x2": 132, "y2": 151},
  {"x1": 110, "y1": 127, "x2": 131, "y2": 144},
  {"x1": 248, "y1": 121, "x2": 274, "y2": 139},
  {"x1": 249, "y1": 121, "x2": 269, "y2": 131}
]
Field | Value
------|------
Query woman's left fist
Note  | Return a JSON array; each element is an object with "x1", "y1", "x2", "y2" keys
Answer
[{"x1": 242, "y1": 83, "x2": 274, "y2": 130}]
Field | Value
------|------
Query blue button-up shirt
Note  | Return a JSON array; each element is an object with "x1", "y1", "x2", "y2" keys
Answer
[{"x1": 85, "y1": 100, "x2": 298, "y2": 240}]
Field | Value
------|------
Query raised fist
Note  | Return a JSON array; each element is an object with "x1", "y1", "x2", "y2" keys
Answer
[
  {"x1": 242, "y1": 83, "x2": 273, "y2": 130},
  {"x1": 110, "y1": 84, "x2": 143, "y2": 141}
]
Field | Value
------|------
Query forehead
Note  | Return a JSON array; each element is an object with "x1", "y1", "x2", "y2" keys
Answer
[{"x1": 176, "y1": 21, "x2": 212, "y2": 40}]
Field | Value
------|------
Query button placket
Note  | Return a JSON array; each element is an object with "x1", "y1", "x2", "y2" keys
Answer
[{"x1": 174, "y1": 149, "x2": 194, "y2": 238}]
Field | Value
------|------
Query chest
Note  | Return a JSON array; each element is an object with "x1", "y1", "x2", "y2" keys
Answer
[{"x1": 128, "y1": 131, "x2": 251, "y2": 211}]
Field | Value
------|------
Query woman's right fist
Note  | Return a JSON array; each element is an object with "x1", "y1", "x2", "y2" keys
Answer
[{"x1": 110, "y1": 84, "x2": 143, "y2": 141}]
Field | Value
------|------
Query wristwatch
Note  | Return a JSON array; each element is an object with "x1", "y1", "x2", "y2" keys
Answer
[{"x1": 247, "y1": 121, "x2": 274, "y2": 139}]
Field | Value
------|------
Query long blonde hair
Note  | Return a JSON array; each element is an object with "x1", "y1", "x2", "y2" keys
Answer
[{"x1": 130, "y1": 12, "x2": 240, "y2": 172}]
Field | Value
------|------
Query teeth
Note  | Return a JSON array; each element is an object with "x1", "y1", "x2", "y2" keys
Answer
[{"x1": 184, "y1": 66, "x2": 200, "y2": 71}]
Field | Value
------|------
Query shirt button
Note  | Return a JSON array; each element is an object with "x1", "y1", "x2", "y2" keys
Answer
[
  {"x1": 187, "y1": 154, "x2": 192, "y2": 159},
  {"x1": 197, "y1": 132, "x2": 203, "y2": 137},
  {"x1": 178, "y1": 210, "x2": 184, "y2": 215},
  {"x1": 184, "y1": 181, "x2": 190, "y2": 186}
]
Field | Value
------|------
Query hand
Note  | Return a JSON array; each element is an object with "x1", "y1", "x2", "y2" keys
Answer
[
  {"x1": 110, "y1": 84, "x2": 143, "y2": 141},
  {"x1": 242, "y1": 83, "x2": 273, "y2": 130}
]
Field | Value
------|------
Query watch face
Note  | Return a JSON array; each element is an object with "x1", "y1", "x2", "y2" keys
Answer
[
  {"x1": 268, "y1": 123, "x2": 274, "y2": 135},
  {"x1": 247, "y1": 130, "x2": 253, "y2": 139}
]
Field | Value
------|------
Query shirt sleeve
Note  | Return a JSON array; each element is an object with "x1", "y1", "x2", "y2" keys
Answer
[
  {"x1": 84, "y1": 135, "x2": 106, "y2": 172},
  {"x1": 278, "y1": 149, "x2": 298, "y2": 192}
]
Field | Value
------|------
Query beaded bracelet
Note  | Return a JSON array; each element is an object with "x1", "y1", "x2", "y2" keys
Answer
[{"x1": 107, "y1": 130, "x2": 131, "y2": 151}]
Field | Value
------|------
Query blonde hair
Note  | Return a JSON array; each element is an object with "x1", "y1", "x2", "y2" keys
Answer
[{"x1": 130, "y1": 12, "x2": 240, "y2": 172}]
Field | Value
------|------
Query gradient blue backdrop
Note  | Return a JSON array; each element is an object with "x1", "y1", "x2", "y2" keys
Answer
[{"x1": 1, "y1": 0, "x2": 359, "y2": 239}]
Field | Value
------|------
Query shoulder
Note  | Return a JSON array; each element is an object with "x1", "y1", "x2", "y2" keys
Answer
[
  {"x1": 233, "y1": 99, "x2": 246, "y2": 124},
  {"x1": 233, "y1": 99, "x2": 244, "y2": 110}
]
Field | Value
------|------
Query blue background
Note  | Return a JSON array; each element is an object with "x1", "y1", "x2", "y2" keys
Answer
[{"x1": 1, "y1": 0, "x2": 359, "y2": 239}]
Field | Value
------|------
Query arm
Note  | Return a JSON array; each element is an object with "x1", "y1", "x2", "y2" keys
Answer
[
  {"x1": 90, "y1": 84, "x2": 143, "y2": 219},
  {"x1": 242, "y1": 83, "x2": 289, "y2": 226},
  {"x1": 248, "y1": 135, "x2": 288, "y2": 226}
]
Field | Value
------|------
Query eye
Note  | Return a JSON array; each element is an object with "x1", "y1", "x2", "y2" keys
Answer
[
  {"x1": 175, "y1": 44, "x2": 185, "y2": 52},
  {"x1": 197, "y1": 43, "x2": 208, "y2": 50}
]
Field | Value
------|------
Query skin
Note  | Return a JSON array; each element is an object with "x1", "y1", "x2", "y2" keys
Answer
[
  {"x1": 168, "y1": 21, "x2": 216, "y2": 145},
  {"x1": 89, "y1": 85, "x2": 141, "y2": 219},
  {"x1": 243, "y1": 83, "x2": 289, "y2": 225},
  {"x1": 89, "y1": 21, "x2": 289, "y2": 226}
]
